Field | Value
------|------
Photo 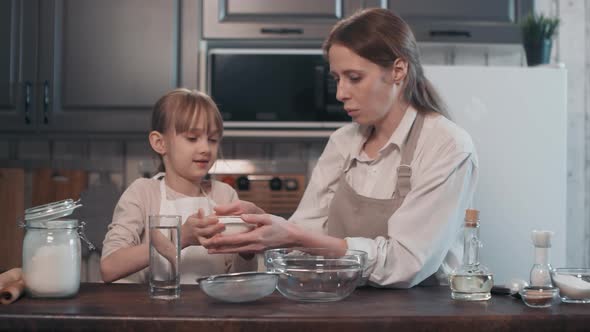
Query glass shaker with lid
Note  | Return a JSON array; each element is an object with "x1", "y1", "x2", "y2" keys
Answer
[{"x1": 21, "y1": 199, "x2": 94, "y2": 298}]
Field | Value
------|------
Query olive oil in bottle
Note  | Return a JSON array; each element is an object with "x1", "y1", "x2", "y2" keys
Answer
[{"x1": 449, "y1": 209, "x2": 494, "y2": 301}]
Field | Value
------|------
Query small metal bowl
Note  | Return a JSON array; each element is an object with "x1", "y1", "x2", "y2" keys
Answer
[{"x1": 197, "y1": 271, "x2": 278, "y2": 303}]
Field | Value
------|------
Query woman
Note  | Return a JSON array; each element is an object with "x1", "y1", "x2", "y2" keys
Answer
[{"x1": 206, "y1": 8, "x2": 479, "y2": 288}]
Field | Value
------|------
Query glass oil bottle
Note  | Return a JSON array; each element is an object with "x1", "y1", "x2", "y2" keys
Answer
[{"x1": 449, "y1": 209, "x2": 494, "y2": 301}]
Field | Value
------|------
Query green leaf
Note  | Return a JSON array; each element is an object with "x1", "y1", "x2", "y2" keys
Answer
[{"x1": 521, "y1": 12, "x2": 560, "y2": 42}]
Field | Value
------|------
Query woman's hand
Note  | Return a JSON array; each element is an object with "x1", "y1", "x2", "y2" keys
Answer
[
  {"x1": 202, "y1": 214, "x2": 300, "y2": 253},
  {"x1": 180, "y1": 209, "x2": 225, "y2": 248},
  {"x1": 214, "y1": 200, "x2": 265, "y2": 216}
]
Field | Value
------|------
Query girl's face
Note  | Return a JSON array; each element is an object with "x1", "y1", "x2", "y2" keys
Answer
[
  {"x1": 328, "y1": 44, "x2": 403, "y2": 126},
  {"x1": 162, "y1": 115, "x2": 220, "y2": 182}
]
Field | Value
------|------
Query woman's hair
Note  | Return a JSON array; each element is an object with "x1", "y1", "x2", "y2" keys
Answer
[
  {"x1": 151, "y1": 88, "x2": 224, "y2": 172},
  {"x1": 322, "y1": 8, "x2": 449, "y2": 118}
]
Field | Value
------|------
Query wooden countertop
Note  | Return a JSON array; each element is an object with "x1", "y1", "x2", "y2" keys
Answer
[{"x1": 1, "y1": 283, "x2": 588, "y2": 332}]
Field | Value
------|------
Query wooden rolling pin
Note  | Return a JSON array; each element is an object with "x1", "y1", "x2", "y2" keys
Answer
[{"x1": 0, "y1": 267, "x2": 25, "y2": 304}]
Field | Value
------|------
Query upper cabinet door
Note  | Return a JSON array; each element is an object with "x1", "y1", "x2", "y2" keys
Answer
[
  {"x1": 388, "y1": 0, "x2": 533, "y2": 43},
  {"x1": 203, "y1": 0, "x2": 365, "y2": 39},
  {"x1": 0, "y1": 0, "x2": 38, "y2": 132},
  {"x1": 37, "y1": 0, "x2": 199, "y2": 133}
]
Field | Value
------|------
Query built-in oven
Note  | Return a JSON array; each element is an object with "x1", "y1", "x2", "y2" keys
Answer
[{"x1": 201, "y1": 47, "x2": 350, "y2": 129}]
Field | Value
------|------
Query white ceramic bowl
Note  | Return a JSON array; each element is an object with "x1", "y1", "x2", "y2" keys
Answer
[{"x1": 218, "y1": 216, "x2": 255, "y2": 235}]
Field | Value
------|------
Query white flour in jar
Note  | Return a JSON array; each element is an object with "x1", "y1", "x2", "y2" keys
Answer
[{"x1": 24, "y1": 244, "x2": 80, "y2": 296}]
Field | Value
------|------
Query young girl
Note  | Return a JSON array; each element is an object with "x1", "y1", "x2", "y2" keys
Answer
[{"x1": 100, "y1": 88, "x2": 255, "y2": 283}]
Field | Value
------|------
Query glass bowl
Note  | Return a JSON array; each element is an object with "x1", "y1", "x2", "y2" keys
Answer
[
  {"x1": 197, "y1": 271, "x2": 278, "y2": 303},
  {"x1": 519, "y1": 286, "x2": 560, "y2": 308},
  {"x1": 265, "y1": 248, "x2": 367, "y2": 302},
  {"x1": 551, "y1": 268, "x2": 590, "y2": 303}
]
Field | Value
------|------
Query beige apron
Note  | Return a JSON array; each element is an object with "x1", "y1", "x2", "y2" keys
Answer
[
  {"x1": 157, "y1": 177, "x2": 232, "y2": 284},
  {"x1": 118, "y1": 175, "x2": 231, "y2": 284},
  {"x1": 326, "y1": 112, "x2": 437, "y2": 285}
]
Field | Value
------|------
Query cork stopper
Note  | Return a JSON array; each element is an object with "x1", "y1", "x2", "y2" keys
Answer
[{"x1": 464, "y1": 209, "x2": 480, "y2": 227}]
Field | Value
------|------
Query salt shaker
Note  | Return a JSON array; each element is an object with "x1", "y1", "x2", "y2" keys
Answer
[{"x1": 530, "y1": 230, "x2": 554, "y2": 287}]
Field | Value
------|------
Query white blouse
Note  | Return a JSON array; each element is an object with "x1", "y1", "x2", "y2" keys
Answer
[{"x1": 289, "y1": 107, "x2": 479, "y2": 288}]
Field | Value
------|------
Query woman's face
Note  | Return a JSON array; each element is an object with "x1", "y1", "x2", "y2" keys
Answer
[
  {"x1": 163, "y1": 115, "x2": 220, "y2": 182},
  {"x1": 328, "y1": 44, "x2": 402, "y2": 126}
]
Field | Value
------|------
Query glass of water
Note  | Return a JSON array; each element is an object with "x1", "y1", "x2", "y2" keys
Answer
[{"x1": 148, "y1": 215, "x2": 181, "y2": 300}]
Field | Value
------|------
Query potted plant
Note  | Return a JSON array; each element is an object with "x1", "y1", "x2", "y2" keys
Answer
[{"x1": 521, "y1": 13, "x2": 560, "y2": 66}]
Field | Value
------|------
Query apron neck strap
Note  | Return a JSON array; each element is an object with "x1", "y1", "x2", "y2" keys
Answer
[
  {"x1": 400, "y1": 111, "x2": 425, "y2": 166},
  {"x1": 159, "y1": 177, "x2": 167, "y2": 202},
  {"x1": 394, "y1": 111, "x2": 426, "y2": 201}
]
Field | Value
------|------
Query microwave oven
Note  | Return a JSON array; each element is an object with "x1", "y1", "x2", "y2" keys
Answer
[{"x1": 204, "y1": 48, "x2": 350, "y2": 129}]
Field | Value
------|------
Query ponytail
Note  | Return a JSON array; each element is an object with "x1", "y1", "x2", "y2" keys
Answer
[{"x1": 411, "y1": 76, "x2": 450, "y2": 119}]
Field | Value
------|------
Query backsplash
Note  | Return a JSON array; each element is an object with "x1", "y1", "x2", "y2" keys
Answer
[{"x1": 6, "y1": 137, "x2": 329, "y2": 203}]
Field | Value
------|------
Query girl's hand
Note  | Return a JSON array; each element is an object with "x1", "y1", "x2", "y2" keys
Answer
[
  {"x1": 181, "y1": 209, "x2": 225, "y2": 248},
  {"x1": 213, "y1": 200, "x2": 265, "y2": 216},
  {"x1": 149, "y1": 227, "x2": 179, "y2": 271},
  {"x1": 202, "y1": 214, "x2": 299, "y2": 253}
]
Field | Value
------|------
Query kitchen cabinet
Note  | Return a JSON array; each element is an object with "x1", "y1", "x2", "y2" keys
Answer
[
  {"x1": 0, "y1": 0, "x2": 38, "y2": 132},
  {"x1": 37, "y1": 0, "x2": 200, "y2": 133},
  {"x1": 202, "y1": 0, "x2": 382, "y2": 40},
  {"x1": 31, "y1": 168, "x2": 88, "y2": 206},
  {"x1": 387, "y1": 0, "x2": 533, "y2": 43},
  {"x1": 0, "y1": 168, "x2": 24, "y2": 271},
  {"x1": 0, "y1": 0, "x2": 200, "y2": 134}
]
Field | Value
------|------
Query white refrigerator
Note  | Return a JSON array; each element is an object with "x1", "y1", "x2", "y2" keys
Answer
[{"x1": 424, "y1": 65, "x2": 568, "y2": 285}]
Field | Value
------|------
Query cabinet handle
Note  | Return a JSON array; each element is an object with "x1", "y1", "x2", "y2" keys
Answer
[
  {"x1": 314, "y1": 65, "x2": 325, "y2": 111},
  {"x1": 24, "y1": 81, "x2": 31, "y2": 124},
  {"x1": 43, "y1": 80, "x2": 49, "y2": 124},
  {"x1": 429, "y1": 30, "x2": 471, "y2": 38},
  {"x1": 260, "y1": 28, "x2": 303, "y2": 35}
]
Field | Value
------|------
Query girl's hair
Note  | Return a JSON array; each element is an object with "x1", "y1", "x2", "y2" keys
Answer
[
  {"x1": 322, "y1": 8, "x2": 449, "y2": 118},
  {"x1": 151, "y1": 88, "x2": 224, "y2": 172}
]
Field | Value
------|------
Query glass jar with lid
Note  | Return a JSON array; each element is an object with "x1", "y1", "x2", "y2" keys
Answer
[{"x1": 21, "y1": 199, "x2": 94, "y2": 298}]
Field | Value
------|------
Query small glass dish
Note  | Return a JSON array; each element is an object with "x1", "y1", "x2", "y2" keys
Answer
[
  {"x1": 519, "y1": 286, "x2": 560, "y2": 308},
  {"x1": 197, "y1": 271, "x2": 278, "y2": 303},
  {"x1": 265, "y1": 248, "x2": 367, "y2": 302},
  {"x1": 551, "y1": 268, "x2": 590, "y2": 303}
]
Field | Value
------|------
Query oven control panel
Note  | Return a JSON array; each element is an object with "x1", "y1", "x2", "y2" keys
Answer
[{"x1": 211, "y1": 174, "x2": 306, "y2": 218}]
